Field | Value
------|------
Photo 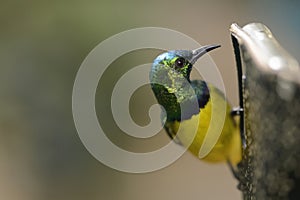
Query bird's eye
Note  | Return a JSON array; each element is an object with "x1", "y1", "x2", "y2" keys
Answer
[{"x1": 174, "y1": 57, "x2": 185, "y2": 69}]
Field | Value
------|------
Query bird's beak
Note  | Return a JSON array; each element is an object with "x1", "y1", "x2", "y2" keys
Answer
[{"x1": 190, "y1": 44, "x2": 221, "y2": 64}]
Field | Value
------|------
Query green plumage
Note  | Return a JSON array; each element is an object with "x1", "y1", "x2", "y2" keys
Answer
[{"x1": 150, "y1": 51, "x2": 210, "y2": 122}]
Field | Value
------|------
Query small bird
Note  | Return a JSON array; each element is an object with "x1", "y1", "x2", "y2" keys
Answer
[{"x1": 150, "y1": 45, "x2": 242, "y2": 165}]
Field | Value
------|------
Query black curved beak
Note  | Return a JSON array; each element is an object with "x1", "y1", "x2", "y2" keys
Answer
[{"x1": 190, "y1": 44, "x2": 221, "y2": 64}]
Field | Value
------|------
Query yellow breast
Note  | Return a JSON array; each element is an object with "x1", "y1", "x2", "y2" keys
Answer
[{"x1": 166, "y1": 85, "x2": 242, "y2": 165}]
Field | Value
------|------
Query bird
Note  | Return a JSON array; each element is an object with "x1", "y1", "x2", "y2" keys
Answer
[{"x1": 149, "y1": 45, "x2": 242, "y2": 166}]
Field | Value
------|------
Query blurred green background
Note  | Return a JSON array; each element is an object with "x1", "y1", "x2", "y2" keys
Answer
[{"x1": 1, "y1": 0, "x2": 299, "y2": 199}]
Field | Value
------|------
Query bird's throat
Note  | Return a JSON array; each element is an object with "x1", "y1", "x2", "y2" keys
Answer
[
  {"x1": 151, "y1": 80, "x2": 209, "y2": 122},
  {"x1": 150, "y1": 64, "x2": 210, "y2": 122}
]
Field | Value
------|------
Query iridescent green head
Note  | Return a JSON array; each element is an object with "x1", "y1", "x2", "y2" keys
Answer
[
  {"x1": 149, "y1": 45, "x2": 220, "y2": 121},
  {"x1": 150, "y1": 45, "x2": 220, "y2": 86}
]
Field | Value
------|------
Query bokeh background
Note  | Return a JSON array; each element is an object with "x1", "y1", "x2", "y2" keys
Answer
[{"x1": 1, "y1": 0, "x2": 300, "y2": 199}]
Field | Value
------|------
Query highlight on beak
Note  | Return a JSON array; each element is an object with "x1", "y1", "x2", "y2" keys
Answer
[{"x1": 190, "y1": 44, "x2": 221, "y2": 64}]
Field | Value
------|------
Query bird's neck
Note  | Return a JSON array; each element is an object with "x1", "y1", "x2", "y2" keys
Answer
[{"x1": 151, "y1": 79, "x2": 210, "y2": 122}]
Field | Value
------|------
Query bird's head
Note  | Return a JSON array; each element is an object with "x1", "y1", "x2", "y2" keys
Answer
[{"x1": 150, "y1": 44, "x2": 220, "y2": 91}]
